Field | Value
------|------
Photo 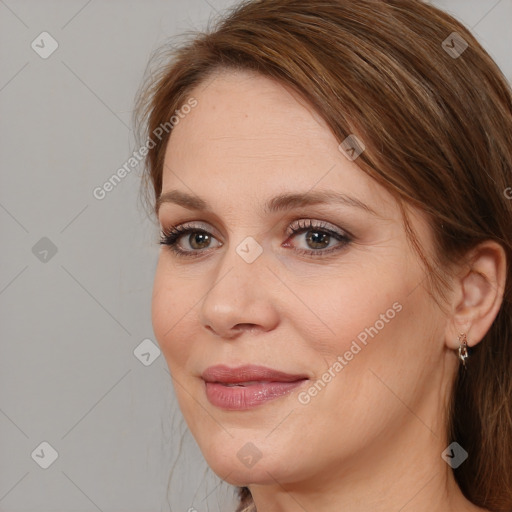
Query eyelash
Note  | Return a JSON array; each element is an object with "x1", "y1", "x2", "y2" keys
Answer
[{"x1": 159, "y1": 219, "x2": 352, "y2": 259}]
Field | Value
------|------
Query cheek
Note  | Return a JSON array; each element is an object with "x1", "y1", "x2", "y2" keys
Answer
[
  {"x1": 283, "y1": 265, "x2": 406, "y2": 358},
  {"x1": 287, "y1": 261, "x2": 431, "y2": 421},
  {"x1": 281, "y1": 291, "x2": 432, "y2": 468},
  {"x1": 322, "y1": 272, "x2": 427, "y2": 379},
  {"x1": 305, "y1": 279, "x2": 438, "y2": 427}
]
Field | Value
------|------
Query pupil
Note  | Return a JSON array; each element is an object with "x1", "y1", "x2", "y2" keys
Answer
[
  {"x1": 306, "y1": 230, "x2": 330, "y2": 249},
  {"x1": 190, "y1": 232, "x2": 210, "y2": 249}
]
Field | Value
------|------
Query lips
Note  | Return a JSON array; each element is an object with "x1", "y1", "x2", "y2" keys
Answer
[
  {"x1": 201, "y1": 364, "x2": 308, "y2": 385},
  {"x1": 201, "y1": 364, "x2": 309, "y2": 410}
]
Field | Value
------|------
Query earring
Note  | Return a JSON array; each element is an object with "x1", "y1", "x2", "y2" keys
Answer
[{"x1": 458, "y1": 332, "x2": 469, "y2": 368}]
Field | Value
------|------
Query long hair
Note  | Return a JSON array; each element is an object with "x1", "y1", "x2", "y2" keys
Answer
[{"x1": 134, "y1": 1, "x2": 512, "y2": 510}]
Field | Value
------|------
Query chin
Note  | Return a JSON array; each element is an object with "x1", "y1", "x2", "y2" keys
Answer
[
  {"x1": 199, "y1": 441, "x2": 289, "y2": 487},
  {"x1": 209, "y1": 461, "x2": 284, "y2": 488}
]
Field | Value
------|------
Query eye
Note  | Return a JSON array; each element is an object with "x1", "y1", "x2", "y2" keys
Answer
[
  {"x1": 159, "y1": 219, "x2": 352, "y2": 258},
  {"x1": 283, "y1": 219, "x2": 351, "y2": 257},
  {"x1": 159, "y1": 223, "x2": 222, "y2": 257}
]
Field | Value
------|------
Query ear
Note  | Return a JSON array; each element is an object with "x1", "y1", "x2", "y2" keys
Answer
[{"x1": 445, "y1": 240, "x2": 507, "y2": 350}]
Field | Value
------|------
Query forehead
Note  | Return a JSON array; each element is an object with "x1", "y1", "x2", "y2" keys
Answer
[
  {"x1": 166, "y1": 69, "x2": 333, "y2": 164},
  {"x1": 161, "y1": 69, "x2": 397, "y2": 218}
]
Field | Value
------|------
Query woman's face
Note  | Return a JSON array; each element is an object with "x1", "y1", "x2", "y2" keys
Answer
[{"x1": 152, "y1": 70, "x2": 454, "y2": 489}]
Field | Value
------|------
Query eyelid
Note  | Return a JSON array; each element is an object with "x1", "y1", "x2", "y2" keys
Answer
[
  {"x1": 161, "y1": 214, "x2": 348, "y2": 235},
  {"x1": 285, "y1": 218, "x2": 349, "y2": 238},
  {"x1": 168, "y1": 220, "x2": 222, "y2": 239},
  {"x1": 161, "y1": 218, "x2": 347, "y2": 243}
]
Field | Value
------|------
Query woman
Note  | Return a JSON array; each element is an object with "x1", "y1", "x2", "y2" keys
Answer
[{"x1": 134, "y1": 1, "x2": 512, "y2": 510}]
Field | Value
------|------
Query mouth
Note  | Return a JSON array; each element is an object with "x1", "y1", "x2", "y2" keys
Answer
[
  {"x1": 201, "y1": 364, "x2": 309, "y2": 410},
  {"x1": 222, "y1": 381, "x2": 274, "y2": 387},
  {"x1": 201, "y1": 364, "x2": 308, "y2": 384}
]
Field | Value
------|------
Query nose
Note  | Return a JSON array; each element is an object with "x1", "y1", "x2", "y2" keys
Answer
[{"x1": 198, "y1": 243, "x2": 280, "y2": 339}]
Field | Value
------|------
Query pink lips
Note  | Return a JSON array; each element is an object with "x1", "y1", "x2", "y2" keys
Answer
[{"x1": 201, "y1": 364, "x2": 309, "y2": 410}]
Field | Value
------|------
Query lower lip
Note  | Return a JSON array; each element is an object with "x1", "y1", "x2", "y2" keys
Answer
[{"x1": 204, "y1": 380, "x2": 308, "y2": 410}]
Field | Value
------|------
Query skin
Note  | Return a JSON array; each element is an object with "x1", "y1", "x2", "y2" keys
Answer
[{"x1": 151, "y1": 69, "x2": 506, "y2": 512}]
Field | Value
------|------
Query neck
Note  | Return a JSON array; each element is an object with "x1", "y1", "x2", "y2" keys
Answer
[{"x1": 249, "y1": 413, "x2": 485, "y2": 512}]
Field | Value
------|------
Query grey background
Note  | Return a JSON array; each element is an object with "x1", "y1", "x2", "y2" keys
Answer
[{"x1": 0, "y1": 1, "x2": 510, "y2": 511}]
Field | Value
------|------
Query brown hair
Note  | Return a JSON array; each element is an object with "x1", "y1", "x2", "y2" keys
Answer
[{"x1": 134, "y1": 1, "x2": 512, "y2": 510}]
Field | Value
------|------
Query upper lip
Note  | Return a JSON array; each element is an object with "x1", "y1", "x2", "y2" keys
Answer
[{"x1": 201, "y1": 364, "x2": 309, "y2": 384}]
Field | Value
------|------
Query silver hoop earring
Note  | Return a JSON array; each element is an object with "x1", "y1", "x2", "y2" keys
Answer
[{"x1": 458, "y1": 332, "x2": 469, "y2": 368}]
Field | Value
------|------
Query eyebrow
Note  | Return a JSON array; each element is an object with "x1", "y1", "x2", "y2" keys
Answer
[{"x1": 156, "y1": 189, "x2": 378, "y2": 216}]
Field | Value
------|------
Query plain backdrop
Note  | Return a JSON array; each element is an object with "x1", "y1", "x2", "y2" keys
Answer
[{"x1": 1, "y1": 1, "x2": 511, "y2": 511}]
